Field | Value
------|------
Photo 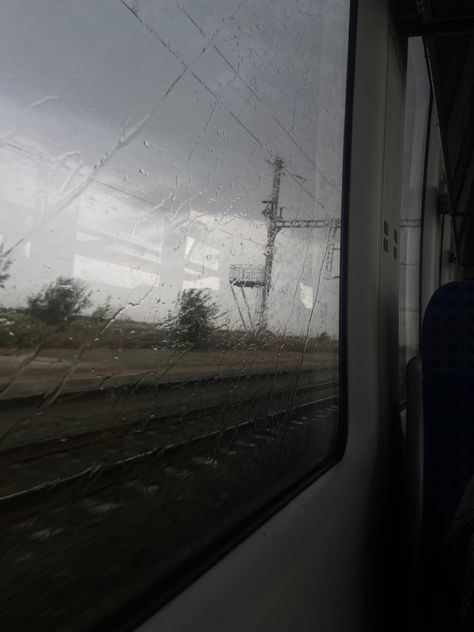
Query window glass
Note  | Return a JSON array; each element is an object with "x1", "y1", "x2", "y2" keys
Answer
[
  {"x1": 399, "y1": 37, "x2": 431, "y2": 397},
  {"x1": 0, "y1": 1, "x2": 350, "y2": 627}
]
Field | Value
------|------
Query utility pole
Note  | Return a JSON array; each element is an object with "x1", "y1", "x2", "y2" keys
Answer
[
  {"x1": 259, "y1": 157, "x2": 284, "y2": 328},
  {"x1": 229, "y1": 157, "x2": 340, "y2": 331}
]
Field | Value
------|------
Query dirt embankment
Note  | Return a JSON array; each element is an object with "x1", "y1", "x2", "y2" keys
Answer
[{"x1": 0, "y1": 347, "x2": 338, "y2": 390}]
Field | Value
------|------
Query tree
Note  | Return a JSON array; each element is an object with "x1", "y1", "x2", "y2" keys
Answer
[
  {"x1": 0, "y1": 246, "x2": 12, "y2": 289},
  {"x1": 27, "y1": 277, "x2": 92, "y2": 326},
  {"x1": 92, "y1": 295, "x2": 113, "y2": 321},
  {"x1": 166, "y1": 289, "x2": 219, "y2": 349}
]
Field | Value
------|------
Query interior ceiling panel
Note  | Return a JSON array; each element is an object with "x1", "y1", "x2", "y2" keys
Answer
[
  {"x1": 397, "y1": 1, "x2": 474, "y2": 264},
  {"x1": 429, "y1": 2, "x2": 474, "y2": 21}
]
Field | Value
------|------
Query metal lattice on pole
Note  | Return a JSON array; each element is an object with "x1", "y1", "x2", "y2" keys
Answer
[
  {"x1": 229, "y1": 264, "x2": 265, "y2": 288},
  {"x1": 228, "y1": 264, "x2": 265, "y2": 330},
  {"x1": 229, "y1": 158, "x2": 340, "y2": 331}
]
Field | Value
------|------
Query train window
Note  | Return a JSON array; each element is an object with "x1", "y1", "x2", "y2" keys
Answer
[
  {"x1": 0, "y1": 1, "x2": 350, "y2": 628},
  {"x1": 399, "y1": 37, "x2": 431, "y2": 400}
]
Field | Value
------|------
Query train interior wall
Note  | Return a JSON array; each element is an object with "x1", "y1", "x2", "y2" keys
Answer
[
  {"x1": 140, "y1": 0, "x2": 422, "y2": 630},
  {"x1": 141, "y1": 1, "x2": 470, "y2": 630}
]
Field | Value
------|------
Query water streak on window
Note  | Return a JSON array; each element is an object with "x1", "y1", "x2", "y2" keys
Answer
[{"x1": 0, "y1": 1, "x2": 349, "y2": 628}]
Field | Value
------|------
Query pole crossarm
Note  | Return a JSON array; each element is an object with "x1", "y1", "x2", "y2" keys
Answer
[
  {"x1": 229, "y1": 155, "x2": 342, "y2": 331},
  {"x1": 275, "y1": 217, "x2": 341, "y2": 230}
]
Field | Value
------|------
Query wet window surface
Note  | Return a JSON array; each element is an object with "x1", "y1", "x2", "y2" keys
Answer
[
  {"x1": 399, "y1": 37, "x2": 431, "y2": 399},
  {"x1": 0, "y1": 1, "x2": 349, "y2": 629}
]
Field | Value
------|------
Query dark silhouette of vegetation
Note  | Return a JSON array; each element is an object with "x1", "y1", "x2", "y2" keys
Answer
[
  {"x1": 0, "y1": 247, "x2": 12, "y2": 289},
  {"x1": 27, "y1": 277, "x2": 92, "y2": 327},
  {"x1": 166, "y1": 289, "x2": 219, "y2": 349},
  {"x1": 92, "y1": 295, "x2": 113, "y2": 321}
]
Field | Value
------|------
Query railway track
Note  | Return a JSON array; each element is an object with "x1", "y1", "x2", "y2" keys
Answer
[
  {"x1": 0, "y1": 385, "x2": 339, "y2": 521},
  {"x1": 0, "y1": 378, "x2": 337, "y2": 464},
  {"x1": 0, "y1": 364, "x2": 338, "y2": 452},
  {"x1": 0, "y1": 391, "x2": 340, "y2": 630}
]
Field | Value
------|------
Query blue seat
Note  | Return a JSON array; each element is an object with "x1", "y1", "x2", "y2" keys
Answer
[{"x1": 421, "y1": 280, "x2": 474, "y2": 553}]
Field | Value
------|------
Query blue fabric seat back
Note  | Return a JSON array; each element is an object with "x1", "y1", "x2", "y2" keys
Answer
[{"x1": 421, "y1": 280, "x2": 474, "y2": 551}]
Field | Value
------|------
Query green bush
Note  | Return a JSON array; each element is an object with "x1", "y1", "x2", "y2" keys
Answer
[
  {"x1": 0, "y1": 250, "x2": 11, "y2": 290},
  {"x1": 0, "y1": 312, "x2": 54, "y2": 348},
  {"x1": 165, "y1": 289, "x2": 219, "y2": 349},
  {"x1": 27, "y1": 277, "x2": 91, "y2": 327}
]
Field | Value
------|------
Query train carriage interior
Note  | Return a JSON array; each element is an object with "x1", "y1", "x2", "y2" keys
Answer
[{"x1": 1, "y1": 0, "x2": 474, "y2": 630}]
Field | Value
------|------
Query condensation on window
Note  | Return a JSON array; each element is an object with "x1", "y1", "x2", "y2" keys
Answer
[
  {"x1": 0, "y1": 1, "x2": 349, "y2": 628},
  {"x1": 399, "y1": 37, "x2": 431, "y2": 398}
]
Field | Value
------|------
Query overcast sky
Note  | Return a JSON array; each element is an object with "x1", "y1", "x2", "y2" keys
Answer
[{"x1": 0, "y1": 0, "x2": 349, "y2": 336}]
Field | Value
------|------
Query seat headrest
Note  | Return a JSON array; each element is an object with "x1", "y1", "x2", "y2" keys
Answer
[{"x1": 421, "y1": 280, "x2": 474, "y2": 378}]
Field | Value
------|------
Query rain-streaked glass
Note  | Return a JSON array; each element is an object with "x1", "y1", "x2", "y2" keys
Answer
[{"x1": 0, "y1": 1, "x2": 349, "y2": 628}]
